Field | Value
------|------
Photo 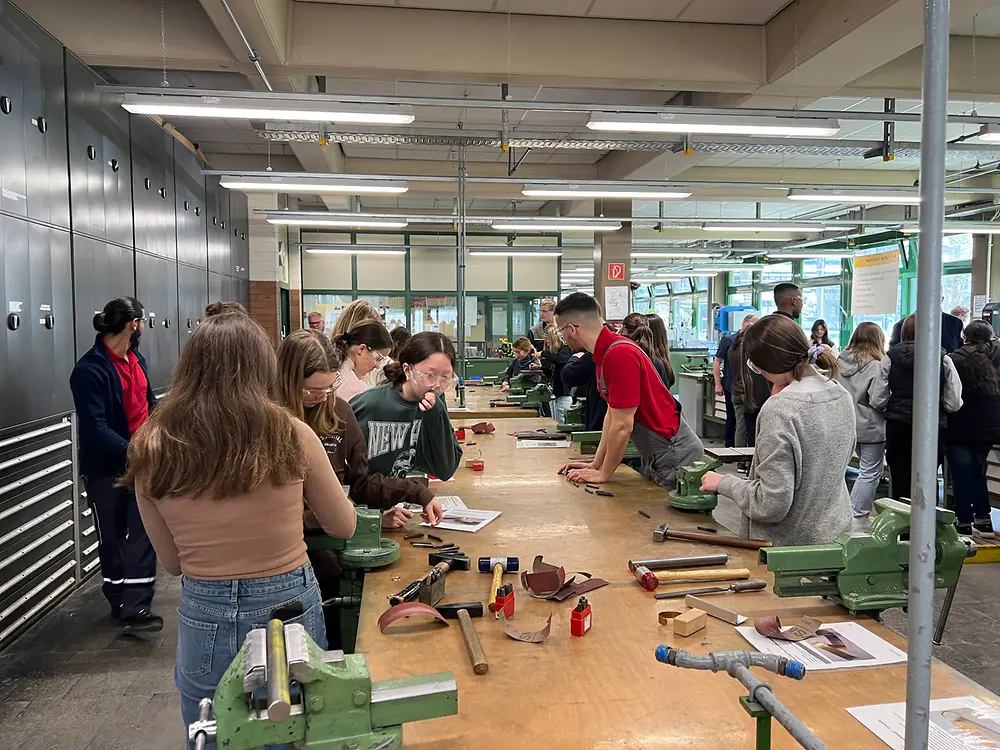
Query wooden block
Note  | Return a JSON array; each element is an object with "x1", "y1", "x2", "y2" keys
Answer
[
  {"x1": 685, "y1": 595, "x2": 746, "y2": 625},
  {"x1": 672, "y1": 607, "x2": 707, "y2": 637}
]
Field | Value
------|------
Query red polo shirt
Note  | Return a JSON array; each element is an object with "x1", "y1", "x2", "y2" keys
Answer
[
  {"x1": 593, "y1": 327, "x2": 680, "y2": 441},
  {"x1": 105, "y1": 345, "x2": 150, "y2": 436}
]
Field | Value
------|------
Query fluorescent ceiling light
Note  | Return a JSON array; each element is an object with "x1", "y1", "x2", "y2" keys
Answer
[
  {"x1": 764, "y1": 252, "x2": 852, "y2": 259},
  {"x1": 304, "y1": 248, "x2": 406, "y2": 255},
  {"x1": 787, "y1": 188, "x2": 920, "y2": 205},
  {"x1": 587, "y1": 111, "x2": 840, "y2": 137},
  {"x1": 631, "y1": 251, "x2": 715, "y2": 258},
  {"x1": 703, "y1": 223, "x2": 826, "y2": 233},
  {"x1": 491, "y1": 219, "x2": 623, "y2": 232},
  {"x1": 470, "y1": 250, "x2": 563, "y2": 257},
  {"x1": 976, "y1": 124, "x2": 1000, "y2": 142},
  {"x1": 221, "y1": 176, "x2": 408, "y2": 195},
  {"x1": 901, "y1": 223, "x2": 1000, "y2": 235},
  {"x1": 692, "y1": 264, "x2": 766, "y2": 272},
  {"x1": 267, "y1": 217, "x2": 408, "y2": 229},
  {"x1": 521, "y1": 184, "x2": 691, "y2": 200},
  {"x1": 120, "y1": 93, "x2": 416, "y2": 124}
]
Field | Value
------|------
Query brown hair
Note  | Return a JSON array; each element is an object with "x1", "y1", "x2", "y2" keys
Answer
[
  {"x1": 845, "y1": 322, "x2": 886, "y2": 367},
  {"x1": 333, "y1": 321, "x2": 394, "y2": 359},
  {"x1": 621, "y1": 313, "x2": 675, "y2": 388},
  {"x1": 540, "y1": 298, "x2": 556, "y2": 312},
  {"x1": 206, "y1": 301, "x2": 247, "y2": 317},
  {"x1": 900, "y1": 314, "x2": 917, "y2": 342},
  {"x1": 742, "y1": 314, "x2": 840, "y2": 381},
  {"x1": 384, "y1": 332, "x2": 456, "y2": 386},
  {"x1": 389, "y1": 327, "x2": 412, "y2": 360},
  {"x1": 122, "y1": 313, "x2": 304, "y2": 499},
  {"x1": 277, "y1": 329, "x2": 343, "y2": 437},
  {"x1": 331, "y1": 299, "x2": 380, "y2": 338},
  {"x1": 512, "y1": 336, "x2": 534, "y2": 353}
]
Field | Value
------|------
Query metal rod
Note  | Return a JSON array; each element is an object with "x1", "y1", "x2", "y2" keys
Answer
[
  {"x1": 932, "y1": 569, "x2": 962, "y2": 646},
  {"x1": 456, "y1": 145, "x2": 468, "y2": 382},
  {"x1": 265, "y1": 619, "x2": 291, "y2": 722},
  {"x1": 906, "y1": 0, "x2": 950, "y2": 747},
  {"x1": 0, "y1": 418, "x2": 69, "y2": 450},
  {"x1": 99, "y1": 84, "x2": 1000, "y2": 126},
  {"x1": 730, "y1": 664, "x2": 828, "y2": 750},
  {"x1": 218, "y1": 0, "x2": 273, "y2": 91}
]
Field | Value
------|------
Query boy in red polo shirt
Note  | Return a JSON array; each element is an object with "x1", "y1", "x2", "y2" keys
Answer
[{"x1": 555, "y1": 293, "x2": 703, "y2": 488}]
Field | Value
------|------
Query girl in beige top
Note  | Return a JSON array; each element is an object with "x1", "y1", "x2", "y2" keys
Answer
[
  {"x1": 333, "y1": 320, "x2": 394, "y2": 403},
  {"x1": 122, "y1": 310, "x2": 356, "y2": 739}
]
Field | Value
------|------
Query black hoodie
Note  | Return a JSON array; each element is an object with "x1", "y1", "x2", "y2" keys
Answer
[{"x1": 947, "y1": 340, "x2": 1000, "y2": 443}]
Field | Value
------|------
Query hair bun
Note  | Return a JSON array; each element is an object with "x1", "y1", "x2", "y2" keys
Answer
[{"x1": 92, "y1": 312, "x2": 107, "y2": 333}]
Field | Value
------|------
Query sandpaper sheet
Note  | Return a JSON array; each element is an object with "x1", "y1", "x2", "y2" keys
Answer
[
  {"x1": 378, "y1": 602, "x2": 450, "y2": 633},
  {"x1": 520, "y1": 555, "x2": 608, "y2": 601},
  {"x1": 753, "y1": 615, "x2": 821, "y2": 641},
  {"x1": 499, "y1": 612, "x2": 552, "y2": 643}
]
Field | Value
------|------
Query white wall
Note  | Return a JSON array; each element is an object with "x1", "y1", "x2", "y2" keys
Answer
[
  {"x1": 410, "y1": 235, "x2": 457, "y2": 291},
  {"x1": 301, "y1": 231, "x2": 352, "y2": 289},
  {"x1": 356, "y1": 234, "x2": 406, "y2": 290}
]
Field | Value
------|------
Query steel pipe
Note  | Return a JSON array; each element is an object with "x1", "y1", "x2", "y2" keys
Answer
[
  {"x1": 456, "y1": 146, "x2": 468, "y2": 383},
  {"x1": 218, "y1": 0, "x2": 273, "y2": 91},
  {"x1": 906, "y1": 0, "x2": 951, "y2": 747}
]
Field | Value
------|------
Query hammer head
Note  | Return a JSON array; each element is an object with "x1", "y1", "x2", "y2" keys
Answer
[
  {"x1": 477, "y1": 556, "x2": 519, "y2": 573},
  {"x1": 653, "y1": 522, "x2": 670, "y2": 543},
  {"x1": 435, "y1": 601, "x2": 484, "y2": 619},
  {"x1": 428, "y1": 551, "x2": 471, "y2": 570}
]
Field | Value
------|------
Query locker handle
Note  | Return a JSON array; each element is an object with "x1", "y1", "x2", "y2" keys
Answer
[
  {"x1": 35, "y1": 117, "x2": 47, "y2": 134},
  {"x1": 108, "y1": 158, "x2": 120, "y2": 173},
  {"x1": 144, "y1": 178, "x2": 151, "y2": 190},
  {"x1": 7, "y1": 313, "x2": 20, "y2": 331},
  {"x1": 195, "y1": 206, "x2": 201, "y2": 217},
  {"x1": 163, "y1": 318, "x2": 170, "y2": 329},
  {"x1": 87, "y1": 145, "x2": 96, "y2": 160},
  {"x1": 221, "y1": 221, "x2": 226, "y2": 230},
  {"x1": 0, "y1": 96, "x2": 10, "y2": 115},
  {"x1": 212, "y1": 216, "x2": 217, "y2": 226},
  {"x1": 43, "y1": 315, "x2": 54, "y2": 330},
  {"x1": 184, "y1": 200, "x2": 190, "y2": 211},
  {"x1": 158, "y1": 187, "x2": 166, "y2": 199}
]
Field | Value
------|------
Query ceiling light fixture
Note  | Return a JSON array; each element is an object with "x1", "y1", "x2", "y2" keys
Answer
[
  {"x1": 586, "y1": 111, "x2": 840, "y2": 137},
  {"x1": 631, "y1": 251, "x2": 716, "y2": 259},
  {"x1": 691, "y1": 264, "x2": 767, "y2": 272},
  {"x1": 787, "y1": 188, "x2": 921, "y2": 205},
  {"x1": 221, "y1": 176, "x2": 408, "y2": 194},
  {"x1": 521, "y1": 184, "x2": 691, "y2": 200},
  {"x1": 900, "y1": 223, "x2": 1000, "y2": 234},
  {"x1": 490, "y1": 219, "x2": 623, "y2": 232},
  {"x1": 120, "y1": 93, "x2": 416, "y2": 124},
  {"x1": 304, "y1": 248, "x2": 407, "y2": 255},
  {"x1": 702, "y1": 223, "x2": 826, "y2": 233},
  {"x1": 470, "y1": 250, "x2": 563, "y2": 257},
  {"x1": 268, "y1": 217, "x2": 409, "y2": 229},
  {"x1": 763, "y1": 252, "x2": 853, "y2": 260}
]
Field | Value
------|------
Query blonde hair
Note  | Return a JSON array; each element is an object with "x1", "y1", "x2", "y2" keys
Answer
[
  {"x1": 845, "y1": 322, "x2": 886, "y2": 367},
  {"x1": 277, "y1": 329, "x2": 343, "y2": 437},
  {"x1": 540, "y1": 298, "x2": 556, "y2": 312},
  {"x1": 331, "y1": 299, "x2": 380, "y2": 338},
  {"x1": 542, "y1": 324, "x2": 562, "y2": 352}
]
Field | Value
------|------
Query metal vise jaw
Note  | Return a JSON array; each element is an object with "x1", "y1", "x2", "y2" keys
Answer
[
  {"x1": 305, "y1": 506, "x2": 401, "y2": 570},
  {"x1": 556, "y1": 401, "x2": 585, "y2": 432},
  {"x1": 667, "y1": 458, "x2": 724, "y2": 512},
  {"x1": 195, "y1": 621, "x2": 458, "y2": 750},
  {"x1": 759, "y1": 498, "x2": 975, "y2": 614}
]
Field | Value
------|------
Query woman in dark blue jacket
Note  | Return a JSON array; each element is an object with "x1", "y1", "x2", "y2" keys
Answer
[{"x1": 69, "y1": 297, "x2": 161, "y2": 633}]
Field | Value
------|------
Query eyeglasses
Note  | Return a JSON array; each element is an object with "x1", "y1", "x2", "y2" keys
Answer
[
  {"x1": 365, "y1": 347, "x2": 387, "y2": 364},
  {"x1": 135, "y1": 316, "x2": 147, "y2": 322},
  {"x1": 412, "y1": 369, "x2": 458, "y2": 387},
  {"x1": 303, "y1": 374, "x2": 342, "y2": 397},
  {"x1": 556, "y1": 323, "x2": 577, "y2": 336}
]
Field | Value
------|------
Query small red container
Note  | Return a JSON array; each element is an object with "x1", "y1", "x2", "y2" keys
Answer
[
  {"x1": 570, "y1": 597, "x2": 592, "y2": 637},
  {"x1": 472, "y1": 460, "x2": 484, "y2": 472},
  {"x1": 455, "y1": 428, "x2": 466, "y2": 440},
  {"x1": 494, "y1": 589, "x2": 515, "y2": 619}
]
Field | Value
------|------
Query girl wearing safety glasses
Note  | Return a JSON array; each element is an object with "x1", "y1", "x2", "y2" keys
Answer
[
  {"x1": 333, "y1": 321, "x2": 394, "y2": 402},
  {"x1": 350, "y1": 332, "x2": 463, "y2": 482}
]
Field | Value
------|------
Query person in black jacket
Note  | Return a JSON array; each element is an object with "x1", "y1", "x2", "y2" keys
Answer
[
  {"x1": 946, "y1": 320, "x2": 999, "y2": 537},
  {"x1": 541, "y1": 325, "x2": 574, "y2": 423},
  {"x1": 561, "y1": 351, "x2": 606, "y2": 431},
  {"x1": 69, "y1": 297, "x2": 161, "y2": 632},
  {"x1": 889, "y1": 304, "x2": 964, "y2": 354}
]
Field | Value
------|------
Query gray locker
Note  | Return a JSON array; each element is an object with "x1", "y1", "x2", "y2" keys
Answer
[
  {"x1": 134, "y1": 252, "x2": 179, "y2": 391},
  {"x1": 27, "y1": 224, "x2": 74, "y2": 419},
  {"x1": 205, "y1": 176, "x2": 231, "y2": 274},
  {"x1": 1, "y1": 215, "x2": 31, "y2": 429},
  {"x1": 0, "y1": 12, "x2": 27, "y2": 220},
  {"x1": 71, "y1": 234, "x2": 134, "y2": 360},
  {"x1": 208, "y1": 270, "x2": 227, "y2": 306},
  {"x1": 65, "y1": 54, "x2": 132, "y2": 247},
  {"x1": 177, "y1": 263, "x2": 208, "y2": 349},
  {"x1": 229, "y1": 192, "x2": 250, "y2": 279},
  {"x1": 130, "y1": 116, "x2": 176, "y2": 259},
  {"x1": 174, "y1": 144, "x2": 207, "y2": 268}
]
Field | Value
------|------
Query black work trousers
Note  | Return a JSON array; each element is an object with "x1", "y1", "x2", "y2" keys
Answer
[
  {"x1": 884, "y1": 421, "x2": 944, "y2": 502},
  {"x1": 85, "y1": 474, "x2": 157, "y2": 617}
]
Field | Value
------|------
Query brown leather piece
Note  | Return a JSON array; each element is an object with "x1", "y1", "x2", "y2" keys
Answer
[
  {"x1": 470, "y1": 422, "x2": 496, "y2": 434},
  {"x1": 378, "y1": 602, "x2": 450, "y2": 633},
  {"x1": 520, "y1": 555, "x2": 608, "y2": 601},
  {"x1": 753, "y1": 615, "x2": 822, "y2": 641}
]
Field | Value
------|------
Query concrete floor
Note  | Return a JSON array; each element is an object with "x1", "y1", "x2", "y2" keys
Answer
[{"x1": 1, "y1": 493, "x2": 998, "y2": 749}]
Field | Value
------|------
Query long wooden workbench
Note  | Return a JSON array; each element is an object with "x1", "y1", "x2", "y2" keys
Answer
[
  {"x1": 356, "y1": 418, "x2": 998, "y2": 749},
  {"x1": 448, "y1": 384, "x2": 538, "y2": 419}
]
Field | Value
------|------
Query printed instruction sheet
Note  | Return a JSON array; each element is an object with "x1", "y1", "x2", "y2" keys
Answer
[
  {"x1": 421, "y1": 508, "x2": 501, "y2": 533},
  {"x1": 847, "y1": 696, "x2": 1000, "y2": 749},
  {"x1": 736, "y1": 621, "x2": 907, "y2": 671},
  {"x1": 516, "y1": 439, "x2": 572, "y2": 449},
  {"x1": 400, "y1": 496, "x2": 467, "y2": 513}
]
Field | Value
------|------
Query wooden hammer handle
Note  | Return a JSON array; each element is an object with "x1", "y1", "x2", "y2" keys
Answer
[
  {"x1": 666, "y1": 529, "x2": 772, "y2": 550},
  {"x1": 654, "y1": 568, "x2": 751, "y2": 584},
  {"x1": 457, "y1": 609, "x2": 489, "y2": 675}
]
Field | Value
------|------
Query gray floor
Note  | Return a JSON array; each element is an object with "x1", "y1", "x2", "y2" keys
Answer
[{"x1": 1, "y1": 506, "x2": 998, "y2": 749}]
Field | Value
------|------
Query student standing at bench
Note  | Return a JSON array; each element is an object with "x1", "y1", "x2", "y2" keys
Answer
[
  {"x1": 555, "y1": 293, "x2": 703, "y2": 488},
  {"x1": 499, "y1": 336, "x2": 543, "y2": 391}
]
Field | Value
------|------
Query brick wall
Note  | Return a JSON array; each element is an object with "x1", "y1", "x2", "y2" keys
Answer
[
  {"x1": 250, "y1": 281, "x2": 281, "y2": 345},
  {"x1": 290, "y1": 289, "x2": 302, "y2": 332}
]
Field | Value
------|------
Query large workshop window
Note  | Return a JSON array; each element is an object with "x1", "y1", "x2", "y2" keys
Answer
[
  {"x1": 412, "y1": 296, "x2": 458, "y2": 339},
  {"x1": 802, "y1": 284, "x2": 843, "y2": 347},
  {"x1": 302, "y1": 293, "x2": 354, "y2": 331},
  {"x1": 358, "y1": 295, "x2": 408, "y2": 330}
]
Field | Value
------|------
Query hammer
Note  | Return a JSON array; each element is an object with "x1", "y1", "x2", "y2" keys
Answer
[
  {"x1": 435, "y1": 602, "x2": 488, "y2": 675},
  {"x1": 653, "y1": 522, "x2": 772, "y2": 550},
  {"x1": 478, "y1": 557, "x2": 519, "y2": 616},
  {"x1": 388, "y1": 552, "x2": 471, "y2": 606}
]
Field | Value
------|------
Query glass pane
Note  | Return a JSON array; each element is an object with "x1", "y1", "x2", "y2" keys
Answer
[
  {"x1": 490, "y1": 301, "x2": 509, "y2": 346},
  {"x1": 728, "y1": 270, "x2": 754, "y2": 287},
  {"x1": 512, "y1": 300, "x2": 529, "y2": 340},
  {"x1": 727, "y1": 292, "x2": 754, "y2": 307},
  {"x1": 801, "y1": 286, "x2": 842, "y2": 347},
  {"x1": 758, "y1": 296, "x2": 777, "y2": 317},
  {"x1": 671, "y1": 278, "x2": 692, "y2": 294},
  {"x1": 761, "y1": 262, "x2": 793, "y2": 284},
  {"x1": 302, "y1": 293, "x2": 354, "y2": 334},
  {"x1": 412, "y1": 295, "x2": 457, "y2": 339},
  {"x1": 696, "y1": 294, "x2": 709, "y2": 339},
  {"x1": 670, "y1": 297, "x2": 695, "y2": 346},
  {"x1": 654, "y1": 296, "x2": 671, "y2": 322},
  {"x1": 358, "y1": 294, "x2": 407, "y2": 330},
  {"x1": 942, "y1": 273, "x2": 972, "y2": 315},
  {"x1": 653, "y1": 284, "x2": 669, "y2": 296},
  {"x1": 801, "y1": 258, "x2": 843, "y2": 279},
  {"x1": 694, "y1": 277, "x2": 708, "y2": 291},
  {"x1": 940, "y1": 234, "x2": 974, "y2": 264}
]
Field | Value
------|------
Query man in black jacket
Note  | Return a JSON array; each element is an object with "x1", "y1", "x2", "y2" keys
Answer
[
  {"x1": 70, "y1": 297, "x2": 161, "y2": 633},
  {"x1": 889, "y1": 304, "x2": 964, "y2": 353}
]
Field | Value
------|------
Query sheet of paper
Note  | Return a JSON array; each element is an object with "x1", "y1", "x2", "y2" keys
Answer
[
  {"x1": 973, "y1": 294, "x2": 988, "y2": 319},
  {"x1": 848, "y1": 696, "x2": 1000, "y2": 749},
  {"x1": 735, "y1": 621, "x2": 906, "y2": 671},
  {"x1": 421, "y1": 508, "x2": 501, "y2": 533},
  {"x1": 604, "y1": 285, "x2": 630, "y2": 321},
  {"x1": 516, "y1": 439, "x2": 572, "y2": 449},
  {"x1": 851, "y1": 250, "x2": 900, "y2": 316},
  {"x1": 400, "y1": 495, "x2": 467, "y2": 513}
]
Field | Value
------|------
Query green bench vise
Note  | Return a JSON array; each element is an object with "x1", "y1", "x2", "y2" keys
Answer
[
  {"x1": 556, "y1": 401, "x2": 585, "y2": 432},
  {"x1": 571, "y1": 430, "x2": 641, "y2": 460},
  {"x1": 188, "y1": 620, "x2": 457, "y2": 750},
  {"x1": 507, "y1": 372, "x2": 544, "y2": 395},
  {"x1": 759, "y1": 498, "x2": 977, "y2": 615},
  {"x1": 306, "y1": 506, "x2": 400, "y2": 570},
  {"x1": 667, "y1": 457, "x2": 723, "y2": 512},
  {"x1": 504, "y1": 383, "x2": 552, "y2": 411}
]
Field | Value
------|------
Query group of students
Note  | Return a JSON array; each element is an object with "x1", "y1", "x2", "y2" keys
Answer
[{"x1": 69, "y1": 296, "x2": 464, "y2": 741}]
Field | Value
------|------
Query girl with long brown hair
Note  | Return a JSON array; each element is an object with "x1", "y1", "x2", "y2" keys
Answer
[
  {"x1": 700, "y1": 314, "x2": 855, "y2": 546},
  {"x1": 123, "y1": 312, "x2": 357, "y2": 736},
  {"x1": 620, "y1": 312, "x2": 674, "y2": 388}
]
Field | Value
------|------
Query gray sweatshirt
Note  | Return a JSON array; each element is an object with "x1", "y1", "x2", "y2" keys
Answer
[
  {"x1": 718, "y1": 374, "x2": 854, "y2": 546},
  {"x1": 837, "y1": 350, "x2": 886, "y2": 444}
]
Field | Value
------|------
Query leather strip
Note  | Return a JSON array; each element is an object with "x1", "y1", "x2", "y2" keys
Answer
[
  {"x1": 753, "y1": 615, "x2": 821, "y2": 641},
  {"x1": 378, "y1": 602, "x2": 450, "y2": 634}
]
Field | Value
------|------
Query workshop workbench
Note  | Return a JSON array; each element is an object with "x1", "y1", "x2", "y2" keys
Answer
[
  {"x1": 448, "y1": 385, "x2": 539, "y2": 419},
  {"x1": 356, "y1": 418, "x2": 998, "y2": 749}
]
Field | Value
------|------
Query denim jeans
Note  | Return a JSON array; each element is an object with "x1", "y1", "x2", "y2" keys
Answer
[
  {"x1": 851, "y1": 442, "x2": 886, "y2": 517},
  {"x1": 177, "y1": 564, "x2": 326, "y2": 749},
  {"x1": 946, "y1": 442, "x2": 994, "y2": 525},
  {"x1": 551, "y1": 396, "x2": 572, "y2": 425}
]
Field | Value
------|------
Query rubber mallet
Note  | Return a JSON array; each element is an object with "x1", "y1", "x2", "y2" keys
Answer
[{"x1": 478, "y1": 557, "x2": 519, "y2": 615}]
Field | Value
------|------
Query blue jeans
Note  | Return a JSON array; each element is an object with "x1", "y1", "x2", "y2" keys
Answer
[
  {"x1": 177, "y1": 564, "x2": 326, "y2": 749},
  {"x1": 850, "y1": 442, "x2": 886, "y2": 518},
  {"x1": 551, "y1": 396, "x2": 572, "y2": 424},
  {"x1": 946, "y1": 442, "x2": 994, "y2": 525}
]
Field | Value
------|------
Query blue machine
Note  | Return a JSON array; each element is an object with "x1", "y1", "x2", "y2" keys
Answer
[{"x1": 714, "y1": 305, "x2": 758, "y2": 334}]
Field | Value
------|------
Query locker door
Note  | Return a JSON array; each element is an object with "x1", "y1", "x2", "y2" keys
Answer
[
  {"x1": 156, "y1": 129, "x2": 177, "y2": 260},
  {"x1": 71, "y1": 234, "x2": 135, "y2": 360},
  {"x1": 1, "y1": 216, "x2": 32, "y2": 428},
  {"x1": 0, "y1": 21, "x2": 27, "y2": 219},
  {"x1": 177, "y1": 263, "x2": 208, "y2": 349},
  {"x1": 206, "y1": 177, "x2": 231, "y2": 274},
  {"x1": 102, "y1": 113, "x2": 133, "y2": 249},
  {"x1": 27, "y1": 226, "x2": 74, "y2": 418},
  {"x1": 130, "y1": 116, "x2": 158, "y2": 254},
  {"x1": 229, "y1": 192, "x2": 249, "y2": 278},
  {"x1": 135, "y1": 252, "x2": 179, "y2": 391},
  {"x1": 208, "y1": 271, "x2": 225, "y2": 305},
  {"x1": 175, "y1": 145, "x2": 206, "y2": 268}
]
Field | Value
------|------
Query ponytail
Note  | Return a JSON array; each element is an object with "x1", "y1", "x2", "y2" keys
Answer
[
  {"x1": 93, "y1": 296, "x2": 144, "y2": 335},
  {"x1": 333, "y1": 321, "x2": 393, "y2": 357}
]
